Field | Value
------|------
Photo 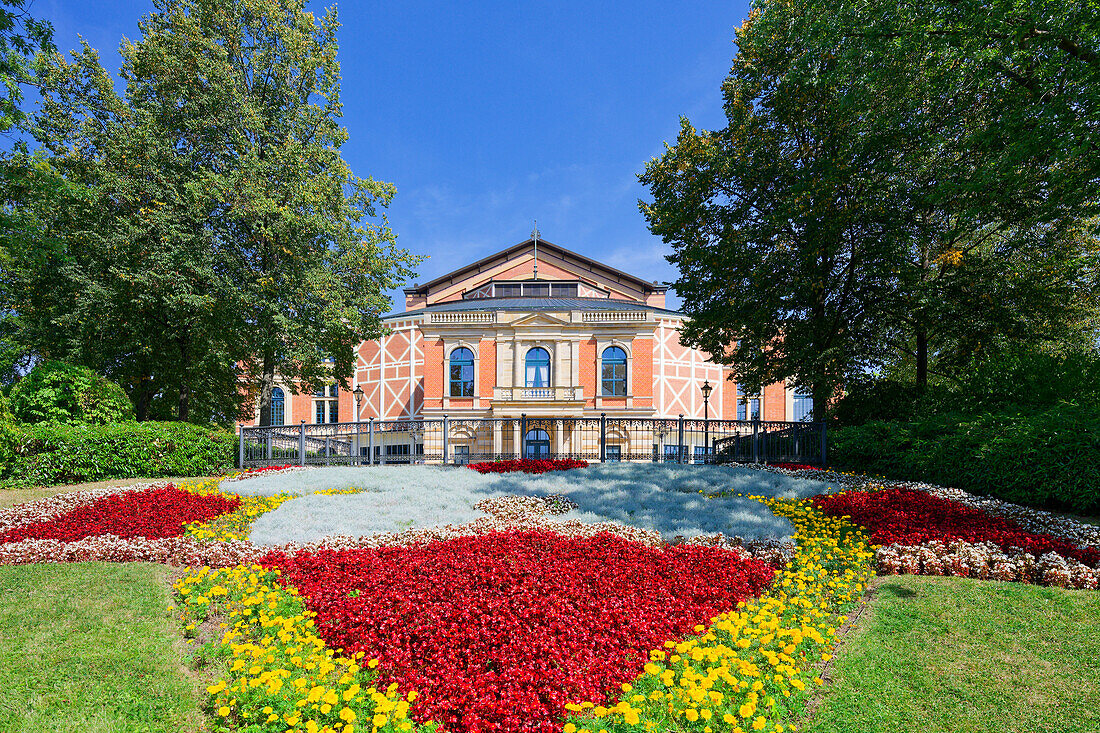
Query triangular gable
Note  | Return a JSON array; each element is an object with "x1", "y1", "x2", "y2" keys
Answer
[
  {"x1": 405, "y1": 238, "x2": 666, "y2": 306},
  {"x1": 508, "y1": 311, "x2": 572, "y2": 328}
]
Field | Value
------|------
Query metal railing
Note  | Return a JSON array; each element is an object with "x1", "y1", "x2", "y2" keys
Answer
[{"x1": 239, "y1": 415, "x2": 826, "y2": 468}]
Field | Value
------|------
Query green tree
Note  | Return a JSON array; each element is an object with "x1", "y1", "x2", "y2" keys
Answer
[
  {"x1": 643, "y1": 0, "x2": 1100, "y2": 408},
  {"x1": 5, "y1": 0, "x2": 419, "y2": 424},
  {"x1": 125, "y1": 0, "x2": 420, "y2": 425}
]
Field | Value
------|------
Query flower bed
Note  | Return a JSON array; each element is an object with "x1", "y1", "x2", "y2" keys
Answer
[
  {"x1": 175, "y1": 564, "x2": 425, "y2": 733},
  {"x1": 0, "y1": 485, "x2": 239, "y2": 544},
  {"x1": 261, "y1": 530, "x2": 775, "y2": 733},
  {"x1": 812, "y1": 488, "x2": 1099, "y2": 566},
  {"x1": 767, "y1": 462, "x2": 820, "y2": 471},
  {"x1": 565, "y1": 495, "x2": 876, "y2": 733},
  {"x1": 466, "y1": 458, "x2": 588, "y2": 474}
]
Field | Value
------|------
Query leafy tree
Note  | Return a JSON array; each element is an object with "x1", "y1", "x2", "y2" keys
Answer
[
  {"x1": 6, "y1": 0, "x2": 419, "y2": 425},
  {"x1": 0, "y1": 0, "x2": 53, "y2": 132},
  {"x1": 643, "y1": 0, "x2": 1100, "y2": 408},
  {"x1": 9, "y1": 360, "x2": 135, "y2": 424},
  {"x1": 122, "y1": 0, "x2": 420, "y2": 425}
]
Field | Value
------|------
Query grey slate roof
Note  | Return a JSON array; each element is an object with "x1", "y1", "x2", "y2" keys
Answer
[{"x1": 386, "y1": 297, "x2": 684, "y2": 319}]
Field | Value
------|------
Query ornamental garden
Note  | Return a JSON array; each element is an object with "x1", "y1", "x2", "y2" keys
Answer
[{"x1": 1, "y1": 459, "x2": 1097, "y2": 733}]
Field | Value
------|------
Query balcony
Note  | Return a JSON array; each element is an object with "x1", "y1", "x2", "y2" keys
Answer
[{"x1": 493, "y1": 386, "x2": 584, "y2": 402}]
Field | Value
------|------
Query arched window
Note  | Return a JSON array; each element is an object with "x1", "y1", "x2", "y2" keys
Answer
[
  {"x1": 524, "y1": 428, "x2": 550, "y2": 459},
  {"x1": 525, "y1": 347, "x2": 550, "y2": 388},
  {"x1": 449, "y1": 347, "x2": 475, "y2": 397},
  {"x1": 601, "y1": 346, "x2": 627, "y2": 396},
  {"x1": 271, "y1": 387, "x2": 285, "y2": 426}
]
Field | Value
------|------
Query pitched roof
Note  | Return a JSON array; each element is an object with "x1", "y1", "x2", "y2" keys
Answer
[{"x1": 403, "y1": 238, "x2": 668, "y2": 296}]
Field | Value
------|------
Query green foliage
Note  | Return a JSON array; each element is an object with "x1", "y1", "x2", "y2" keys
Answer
[
  {"x1": 829, "y1": 378, "x2": 932, "y2": 427},
  {"x1": 9, "y1": 361, "x2": 134, "y2": 425},
  {"x1": 0, "y1": 0, "x2": 54, "y2": 132},
  {"x1": 831, "y1": 403, "x2": 1100, "y2": 514},
  {"x1": 0, "y1": 421, "x2": 235, "y2": 487},
  {"x1": 642, "y1": 0, "x2": 1100, "y2": 403},
  {"x1": 833, "y1": 347, "x2": 1100, "y2": 426},
  {"x1": 3, "y1": 0, "x2": 420, "y2": 425}
]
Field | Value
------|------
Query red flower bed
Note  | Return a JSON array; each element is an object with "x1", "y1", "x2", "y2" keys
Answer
[
  {"x1": 0, "y1": 486, "x2": 239, "y2": 544},
  {"x1": 813, "y1": 489, "x2": 1099, "y2": 566},
  {"x1": 467, "y1": 458, "x2": 588, "y2": 474},
  {"x1": 769, "y1": 462, "x2": 820, "y2": 471},
  {"x1": 242, "y1": 464, "x2": 295, "y2": 474},
  {"x1": 264, "y1": 530, "x2": 774, "y2": 733}
]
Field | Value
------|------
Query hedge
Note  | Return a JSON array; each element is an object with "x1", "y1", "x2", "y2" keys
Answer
[
  {"x1": 831, "y1": 402, "x2": 1100, "y2": 515},
  {"x1": 0, "y1": 421, "x2": 236, "y2": 487}
]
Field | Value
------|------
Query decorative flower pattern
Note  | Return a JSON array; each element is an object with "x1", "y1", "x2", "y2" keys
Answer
[{"x1": 467, "y1": 459, "x2": 588, "y2": 474}]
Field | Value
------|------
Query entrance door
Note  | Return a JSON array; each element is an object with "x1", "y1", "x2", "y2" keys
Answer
[{"x1": 524, "y1": 428, "x2": 550, "y2": 459}]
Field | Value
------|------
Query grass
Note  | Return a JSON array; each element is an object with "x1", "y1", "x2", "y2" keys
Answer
[
  {"x1": 803, "y1": 575, "x2": 1100, "y2": 733},
  {"x1": 0, "y1": 562, "x2": 208, "y2": 732},
  {"x1": 0, "y1": 476, "x2": 221, "y2": 510}
]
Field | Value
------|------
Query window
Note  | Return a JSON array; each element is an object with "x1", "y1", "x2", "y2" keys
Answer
[
  {"x1": 793, "y1": 389, "x2": 814, "y2": 422},
  {"x1": 526, "y1": 283, "x2": 549, "y2": 297},
  {"x1": 314, "y1": 384, "x2": 339, "y2": 423},
  {"x1": 736, "y1": 384, "x2": 761, "y2": 421},
  {"x1": 496, "y1": 284, "x2": 521, "y2": 298},
  {"x1": 270, "y1": 387, "x2": 285, "y2": 426},
  {"x1": 524, "y1": 428, "x2": 550, "y2": 459},
  {"x1": 694, "y1": 445, "x2": 712, "y2": 464},
  {"x1": 453, "y1": 445, "x2": 470, "y2": 465},
  {"x1": 601, "y1": 346, "x2": 627, "y2": 396},
  {"x1": 525, "y1": 347, "x2": 550, "y2": 388},
  {"x1": 605, "y1": 444, "x2": 621, "y2": 462},
  {"x1": 663, "y1": 444, "x2": 685, "y2": 463},
  {"x1": 385, "y1": 443, "x2": 412, "y2": 464},
  {"x1": 449, "y1": 347, "x2": 475, "y2": 397},
  {"x1": 550, "y1": 284, "x2": 578, "y2": 297}
]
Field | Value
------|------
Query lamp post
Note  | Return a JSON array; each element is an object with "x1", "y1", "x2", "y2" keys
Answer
[
  {"x1": 700, "y1": 380, "x2": 713, "y2": 464},
  {"x1": 353, "y1": 385, "x2": 363, "y2": 466}
]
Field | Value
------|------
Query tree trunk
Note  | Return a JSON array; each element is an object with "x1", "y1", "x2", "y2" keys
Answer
[
  {"x1": 177, "y1": 336, "x2": 191, "y2": 422},
  {"x1": 258, "y1": 351, "x2": 276, "y2": 426},
  {"x1": 915, "y1": 328, "x2": 928, "y2": 389}
]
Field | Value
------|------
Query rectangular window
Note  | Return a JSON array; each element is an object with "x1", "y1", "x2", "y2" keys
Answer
[
  {"x1": 605, "y1": 445, "x2": 621, "y2": 462},
  {"x1": 454, "y1": 445, "x2": 470, "y2": 465},
  {"x1": 328, "y1": 400, "x2": 339, "y2": 423},
  {"x1": 495, "y1": 284, "x2": 521, "y2": 298},
  {"x1": 449, "y1": 363, "x2": 474, "y2": 397},
  {"x1": 550, "y1": 284, "x2": 578, "y2": 297},
  {"x1": 328, "y1": 385, "x2": 339, "y2": 398},
  {"x1": 315, "y1": 401, "x2": 325, "y2": 424},
  {"x1": 663, "y1": 444, "x2": 685, "y2": 462},
  {"x1": 694, "y1": 445, "x2": 712, "y2": 464},
  {"x1": 524, "y1": 283, "x2": 549, "y2": 297},
  {"x1": 601, "y1": 362, "x2": 627, "y2": 396},
  {"x1": 793, "y1": 391, "x2": 814, "y2": 422}
]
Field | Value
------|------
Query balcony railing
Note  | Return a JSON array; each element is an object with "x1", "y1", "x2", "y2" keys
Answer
[
  {"x1": 430, "y1": 311, "x2": 496, "y2": 324},
  {"x1": 580, "y1": 310, "x2": 647, "y2": 322},
  {"x1": 493, "y1": 385, "x2": 584, "y2": 401}
]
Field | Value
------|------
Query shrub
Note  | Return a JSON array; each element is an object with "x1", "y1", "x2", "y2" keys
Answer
[
  {"x1": 1, "y1": 421, "x2": 235, "y2": 487},
  {"x1": 829, "y1": 376, "x2": 931, "y2": 426},
  {"x1": 9, "y1": 361, "x2": 135, "y2": 425},
  {"x1": 831, "y1": 402, "x2": 1100, "y2": 514}
]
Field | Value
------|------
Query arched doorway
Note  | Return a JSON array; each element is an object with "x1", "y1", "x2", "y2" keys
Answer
[{"x1": 524, "y1": 428, "x2": 550, "y2": 459}]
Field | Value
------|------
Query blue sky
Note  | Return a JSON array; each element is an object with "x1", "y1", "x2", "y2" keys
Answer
[{"x1": 34, "y1": 1, "x2": 752, "y2": 310}]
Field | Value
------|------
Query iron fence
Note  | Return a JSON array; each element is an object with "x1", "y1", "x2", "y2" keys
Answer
[{"x1": 239, "y1": 415, "x2": 826, "y2": 468}]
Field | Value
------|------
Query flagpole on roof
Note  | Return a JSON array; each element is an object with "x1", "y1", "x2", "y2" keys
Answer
[{"x1": 532, "y1": 221, "x2": 539, "y2": 280}]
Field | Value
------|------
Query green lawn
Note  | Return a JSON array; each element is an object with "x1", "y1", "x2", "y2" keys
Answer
[
  {"x1": 803, "y1": 575, "x2": 1100, "y2": 733},
  {"x1": 0, "y1": 562, "x2": 208, "y2": 732}
]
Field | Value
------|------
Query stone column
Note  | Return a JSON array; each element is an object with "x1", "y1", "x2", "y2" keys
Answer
[
  {"x1": 552, "y1": 341, "x2": 563, "y2": 391},
  {"x1": 512, "y1": 339, "x2": 522, "y2": 389}
]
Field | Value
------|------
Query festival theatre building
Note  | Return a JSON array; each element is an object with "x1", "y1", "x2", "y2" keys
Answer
[{"x1": 243, "y1": 238, "x2": 813, "y2": 462}]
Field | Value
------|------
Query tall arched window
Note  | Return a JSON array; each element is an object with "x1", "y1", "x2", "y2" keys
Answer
[
  {"x1": 601, "y1": 346, "x2": 627, "y2": 396},
  {"x1": 449, "y1": 347, "x2": 475, "y2": 397},
  {"x1": 525, "y1": 347, "x2": 550, "y2": 388},
  {"x1": 271, "y1": 387, "x2": 285, "y2": 426}
]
